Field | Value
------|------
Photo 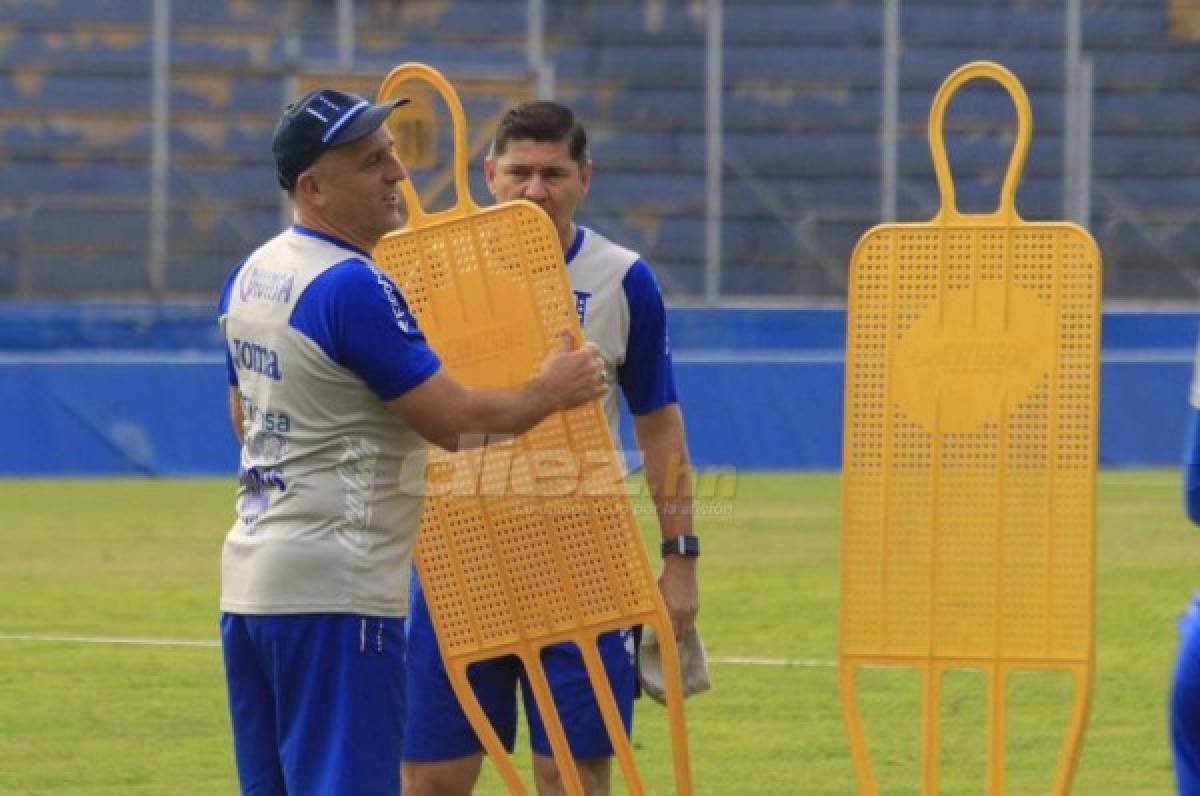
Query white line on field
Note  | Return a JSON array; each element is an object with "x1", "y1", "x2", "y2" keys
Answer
[
  {"x1": 709, "y1": 655, "x2": 835, "y2": 667},
  {"x1": 0, "y1": 352, "x2": 225, "y2": 365},
  {"x1": 0, "y1": 633, "x2": 219, "y2": 648},
  {"x1": 0, "y1": 633, "x2": 836, "y2": 667}
]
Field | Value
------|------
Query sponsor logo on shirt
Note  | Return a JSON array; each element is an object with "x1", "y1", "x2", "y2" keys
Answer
[
  {"x1": 230, "y1": 337, "x2": 283, "y2": 380},
  {"x1": 240, "y1": 395, "x2": 292, "y2": 433},
  {"x1": 237, "y1": 464, "x2": 287, "y2": 527},
  {"x1": 238, "y1": 266, "x2": 296, "y2": 304},
  {"x1": 368, "y1": 263, "x2": 416, "y2": 333}
]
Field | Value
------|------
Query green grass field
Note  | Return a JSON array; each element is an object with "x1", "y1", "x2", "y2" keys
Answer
[{"x1": 0, "y1": 471, "x2": 1193, "y2": 794}]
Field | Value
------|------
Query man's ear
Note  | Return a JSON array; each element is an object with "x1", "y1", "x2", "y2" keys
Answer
[
  {"x1": 483, "y1": 156, "x2": 498, "y2": 198},
  {"x1": 294, "y1": 169, "x2": 324, "y2": 207},
  {"x1": 579, "y1": 160, "x2": 592, "y2": 198}
]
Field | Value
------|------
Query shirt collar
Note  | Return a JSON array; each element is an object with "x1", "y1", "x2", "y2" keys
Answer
[
  {"x1": 564, "y1": 225, "x2": 585, "y2": 264},
  {"x1": 291, "y1": 224, "x2": 371, "y2": 259}
]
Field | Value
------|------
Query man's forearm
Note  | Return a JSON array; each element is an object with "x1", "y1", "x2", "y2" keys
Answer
[
  {"x1": 635, "y1": 407, "x2": 695, "y2": 541},
  {"x1": 645, "y1": 448, "x2": 693, "y2": 540},
  {"x1": 636, "y1": 405, "x2": 700, "y2": 638},
  {"x1": 455, "y1": 380, "x2": 557, "y2": 445}
]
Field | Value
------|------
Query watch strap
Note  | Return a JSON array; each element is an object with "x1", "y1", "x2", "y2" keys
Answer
[{"x1": 661, "y1": 534, "x2": 700, "y2": 558}]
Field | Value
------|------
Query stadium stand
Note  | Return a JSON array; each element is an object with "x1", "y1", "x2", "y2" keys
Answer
[
  {"x1": 0, "y1": 0, "x2": 1198, "y2": 299},
  {"x1": 2, "y1": 0, "x2": 1198, "y2": 476},
  {"x1": 552, "y1": 0, "x2": 1200, "y2": 297}
]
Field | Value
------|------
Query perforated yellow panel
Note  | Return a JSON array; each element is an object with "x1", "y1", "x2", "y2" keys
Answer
[
  {"x1": 372, "y1": 63, "x2": 692, "y2": 796},
  {"x1": 839, "y1": 62, "x2": 1100, "y2": 796},
  {"x1": 375, "y1": 172, "x2": 659, "y2": 655}
]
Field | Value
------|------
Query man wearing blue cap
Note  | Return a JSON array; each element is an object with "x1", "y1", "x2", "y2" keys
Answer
[{"x1": 216, "y1": 88, "x2": 607, "y2": 796}]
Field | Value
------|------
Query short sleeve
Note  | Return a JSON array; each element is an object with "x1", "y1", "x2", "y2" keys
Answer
[
  {"x1": 617, "y1": 259, "x2": 678, "y2": 415},
  {"x1": 289, "y1": 258, "x2": 441, "y2": 400},
  {"x1": 1191, "y1": 338, "x2": 1200, "y2": 409},
  {"x1": 217, "y1": 260, "x2": 245, "y2": 386}
]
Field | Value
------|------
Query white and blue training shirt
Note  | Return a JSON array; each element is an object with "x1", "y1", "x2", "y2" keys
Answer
[
  {"x1": 564, "y1": 225, "x2": 678, "y2": 444},
  {"x1": 217, "y1": 225, "x2": 440, "y2": 617}
]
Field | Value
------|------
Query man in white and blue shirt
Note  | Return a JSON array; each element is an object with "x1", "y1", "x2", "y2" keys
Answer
[
  {"x1": 403, "y1": 101, "x2": 701, "y2": 796},
  {"x1": 218, "y1": 89, "x2": 605, "y2": 796}
]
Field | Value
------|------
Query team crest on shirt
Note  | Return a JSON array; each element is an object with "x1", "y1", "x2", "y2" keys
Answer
[{"x1": 574, "y1": 290, "x2": 592, "y2": 325}]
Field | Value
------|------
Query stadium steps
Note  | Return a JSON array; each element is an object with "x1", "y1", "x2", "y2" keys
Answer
[
  {"x1": 546, "y1": 0, "x2": 1200, "y2": 296},
  {"x1": 3, "y1": 0, "x2": 1198, "y2": 298}
]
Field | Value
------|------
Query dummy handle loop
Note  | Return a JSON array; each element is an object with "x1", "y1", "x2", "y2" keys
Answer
[
  {"x1": 377, "y1": 62, "x2": 480, "y2": 227},
  {"x1": 928, "y1": 60, "x2": 1032, "y2": 222}
]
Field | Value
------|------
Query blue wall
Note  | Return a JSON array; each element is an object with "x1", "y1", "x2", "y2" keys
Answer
[{"x1": 1, "y1": 304, "x2": 1195, "y2": 475}]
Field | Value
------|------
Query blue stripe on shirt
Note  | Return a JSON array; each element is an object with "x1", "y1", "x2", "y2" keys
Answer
[
  {"x1": 289, "y1": 258, "x2": 441, "y2": 401},
  {"x1": 217, "y1": 259, "x2": 247, "y2": 386},
  {"x1": 618, "y1": 259, "x2": 678, "y2": 415},
  {"x1": 1185, "y1": 407, "x2": 1200, "y2": 525},
  {"x1": 292, "y1": 223, "x2": 371, "y2": 258},
  {"x1": 564, "y1": 226, "x2": 585, "y2": 263}
]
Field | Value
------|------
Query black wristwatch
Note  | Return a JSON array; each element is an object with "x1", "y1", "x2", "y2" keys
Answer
[{"x1": 660, "y1": 534, "x2": 700, "y2": 558}]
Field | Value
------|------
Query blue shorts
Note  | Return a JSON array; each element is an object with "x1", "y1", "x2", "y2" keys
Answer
[
  {"x1": 1174, "y1": 594, "x2": 1200, "y2": 795},
  {"x1": 220, "y1": 613, "x2": 406, "y2": 796},
  {"x1": 402, "y1": 573, "x2": 636, "y2": 762}
]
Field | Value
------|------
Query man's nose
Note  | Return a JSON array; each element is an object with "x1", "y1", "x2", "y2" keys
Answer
[
  {"x1": 386, "y1": 153, "x2": 408, "y2": 182},
  {"x1": 524, "y1": 175, "x2": 548, "y2": 200}
]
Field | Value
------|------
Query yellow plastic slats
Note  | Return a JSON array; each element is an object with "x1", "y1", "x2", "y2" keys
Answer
[
  {"x1": 372, "y1": 63, "x2": 693, "y2": 796},
  {"x1": 839, "y1": 61, "x2": 1100, "y2": 795}
]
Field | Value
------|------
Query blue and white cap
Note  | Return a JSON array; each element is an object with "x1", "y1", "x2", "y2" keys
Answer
[{"x1": 272, "y1": 88, "x2": 409, "y2": 190}]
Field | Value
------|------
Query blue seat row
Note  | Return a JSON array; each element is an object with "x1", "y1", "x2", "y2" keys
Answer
[
  {"x1": 0, "y1": 250, "x2": 241, "y2": 297},
  {"x1": 587, "y1": 130, "x2": 1200, "y2": 180},
  {"x1": 554, "y1": 44, "x2": 1200, "y2": 91},
  {"x1": 565, "y1": 85, "x2": 1200, "y2": 137},
  {"x1": 585, "y1": 171, "x2": 1200, "y2": 225},
  {"x1": 0, "y1": 25, "x2": 527, "y2": 74},
  {"x1": 4, "y1": 144, "x2": 1194, "y2": 225},
  {"x1": 0, "y1": 72, "x2": 284, "y2": 111},
  {"x1": 0, "y1": 0, "x2": 485, "y2": 29},
  {"x1": 4, "y1": 86, "x2": 1196, "y2": 171},
  {"x1": 557, "y1": 3, "x2": 1166, "y2": 49},
  {"x1": 10, "y1": 203, "x2": 1198, "y2": 301}
]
